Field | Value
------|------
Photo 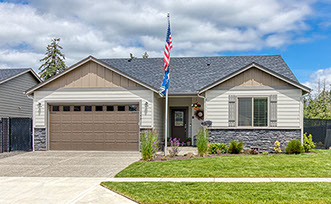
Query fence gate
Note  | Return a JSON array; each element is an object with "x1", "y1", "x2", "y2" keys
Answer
[{"x1": 9, "y1": 118, "x2": 32, "y2": 151}]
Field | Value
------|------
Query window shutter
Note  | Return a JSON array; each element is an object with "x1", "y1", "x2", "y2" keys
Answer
[
  {"x1": 270, "y1": 95, "x2": 277, "y2": 127},
  {"x1": 228, "y1": 95, "x2": 236, "y2": 127}
]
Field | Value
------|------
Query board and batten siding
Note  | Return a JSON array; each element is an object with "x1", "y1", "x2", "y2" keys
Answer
[
  {"x1": 153, "y1": 93, "x2": 164, "y2": 141},
  {"x1": 33, "y1": 89, "x2": 154, "y2": 128},
  {"x1": 0, "y1": 72, "x2": 39, "y2": 118},
  {"x1": 205, "y1": 88, "x2": 302, "y2": 128}
]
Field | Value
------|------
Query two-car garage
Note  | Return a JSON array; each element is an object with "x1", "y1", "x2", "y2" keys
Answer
[{"x1": 49, "y1": 104, "x2": 140, "y2": 151}]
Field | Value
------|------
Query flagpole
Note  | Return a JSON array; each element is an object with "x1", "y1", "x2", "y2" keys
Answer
[{"x1": 164, "y1": 12, "x2": 170, "y2": 156}]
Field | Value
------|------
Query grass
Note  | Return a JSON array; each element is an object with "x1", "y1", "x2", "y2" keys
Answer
[
  {"x1": 116, "y1": 150, "x2": 331, "y2": 177},
  {"x1": 101, "y1": 182, "x2": 331, "y2": 204}
]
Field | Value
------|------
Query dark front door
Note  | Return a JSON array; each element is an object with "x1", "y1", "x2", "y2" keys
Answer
[{"x1": 171, "y1": 108, "x2": 187, "y2": 143}]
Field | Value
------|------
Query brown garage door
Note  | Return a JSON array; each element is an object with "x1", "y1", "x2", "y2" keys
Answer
[{"x1": 49, "y1": 104, "x2": 139, "y2": 151}]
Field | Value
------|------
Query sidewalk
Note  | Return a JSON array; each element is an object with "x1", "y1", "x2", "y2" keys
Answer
[{"x1": 110, "y1": 177, "x2": 331, "y2": 182}]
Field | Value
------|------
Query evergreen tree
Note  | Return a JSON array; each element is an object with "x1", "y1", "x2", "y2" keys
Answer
[{"x1": 39, "y1": 38, "x2": 66, "y2": 80}]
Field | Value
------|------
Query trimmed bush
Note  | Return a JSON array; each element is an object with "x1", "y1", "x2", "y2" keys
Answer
[
  {"x1": 228, "y1": 140, "x2": 243, "y2": 154},
  {"x1": 140, "y1": 130, "x2": 158, "y2": 161},
  {"x1": 197, "y1": 127, "x2": 209, "y2": 156},
  {"x1": 285, "y1": 139, "x2": 304, "y2": 154},
  {"x1": 303, "y1": 133, "x2": 315, "y2": 152},
  {"x1": 208, "y1": 143, "x2": 228, "y2": 154}
]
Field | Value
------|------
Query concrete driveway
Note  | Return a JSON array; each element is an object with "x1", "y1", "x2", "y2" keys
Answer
[
  {"x1": 0, "y1": 151, "x2": 140, "y2": 177},
  {"x1": 0, "y1": 151, "x2": 140, "y2": 203}
]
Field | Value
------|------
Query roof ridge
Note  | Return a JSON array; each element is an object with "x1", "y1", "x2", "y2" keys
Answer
[{"x1": 99, "y1": 54, "x2": 281, "y2": 60}]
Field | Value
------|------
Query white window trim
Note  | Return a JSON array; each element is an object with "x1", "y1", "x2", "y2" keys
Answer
[{"x1": 236, "y1": 96, "x2": 270, "y2": 128}]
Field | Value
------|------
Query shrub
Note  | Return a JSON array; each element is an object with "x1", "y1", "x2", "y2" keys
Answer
[
  {"x1": 262, "y1": 150, "x2": 269, "y2": 155},
  {"x1": 169, "y1": 138, "x2": 183, "y2": 157},
  {"x1": 197, "y1": 127, "x2": 209, "y2": 156},
  {"x1": 285, "y1": 139, "x2": 304, "y2": 154},
  {"x1": 303, "y1": 133, "x2": 315, "y2": 152},
  {"x1": 228, "y1": 140, "x2": 243, "y2": 154},
  {"x1": 208, "y1": 143, "x2": 228, "y2": 154},
  {"x1": 274, "y1": 140, "x2": 282, "y2": 153},
  {"x1": 140, "y1": 130, "x2": 158, "y2": 161}
]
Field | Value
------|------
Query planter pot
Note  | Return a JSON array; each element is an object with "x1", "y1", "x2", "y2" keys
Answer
[{"x1": 187, "y1": 141, "x2": 191, "y2": 146}]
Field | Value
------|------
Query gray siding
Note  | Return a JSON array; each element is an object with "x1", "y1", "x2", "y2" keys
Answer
[{"x1": 0, "y1": 72, "x2": 39, "y2": 118}]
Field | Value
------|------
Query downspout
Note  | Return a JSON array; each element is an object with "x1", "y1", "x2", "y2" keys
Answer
[{"x1": 300, "y1": 94, "x2": 305, "y2": 145}]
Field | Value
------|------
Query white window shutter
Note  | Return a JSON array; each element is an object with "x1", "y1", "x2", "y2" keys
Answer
[
  {"x1": 270, "y1": 95, "x2": 277, "y2": 127},
  {"x1": 228, "y1": 95, "x2": 236, "y2": 127}
]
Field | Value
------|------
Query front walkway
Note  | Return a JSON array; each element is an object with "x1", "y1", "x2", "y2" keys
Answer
[{"x1": 110, "y1": 177, "x2": 331, "y2": 182}]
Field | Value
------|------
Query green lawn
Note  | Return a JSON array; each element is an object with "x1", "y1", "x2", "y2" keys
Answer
[
  {"x1": 101, "y1": 182, "x2": 331, "y2": 204},
  {"x1": 116, "y1": 150, "x2": 331, "y2": 177}
]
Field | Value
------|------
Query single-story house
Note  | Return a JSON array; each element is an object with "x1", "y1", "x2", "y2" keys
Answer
[
  {"x1": 0, "y1": 68, "x2": 41, "y2": 152},
  {"x1": 26, "y1": 55, "x2": 310, "y2": 151}
]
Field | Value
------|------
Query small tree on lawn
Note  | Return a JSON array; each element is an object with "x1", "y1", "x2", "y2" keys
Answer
[{"x1": 39, "y1": 38, "x2": 66, "y2": 80}]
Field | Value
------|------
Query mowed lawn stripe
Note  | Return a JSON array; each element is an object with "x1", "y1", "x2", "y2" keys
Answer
[
  {"x1": 101, "y1": 182, "x2": 331, "y2": 204},
  {"x1": 115, "y1": 150, "x2": 331, "y2": 177}
]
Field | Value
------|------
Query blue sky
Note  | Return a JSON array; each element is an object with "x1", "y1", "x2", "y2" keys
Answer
[{"x1": 0, "y1": 0, "x2": 330, "y2": 91}]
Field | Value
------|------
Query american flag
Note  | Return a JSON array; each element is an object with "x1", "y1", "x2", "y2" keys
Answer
[
  {"x1": 159, "y1": 17, "x2": 172, "y2": 97},
  {"x1": 163, "y1": 21, "x2": 172, "y2": 71}
]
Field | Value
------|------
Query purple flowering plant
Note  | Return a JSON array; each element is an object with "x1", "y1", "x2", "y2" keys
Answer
[{"x1": 168, "y1": 137, "x2": 184, "y2": 157}]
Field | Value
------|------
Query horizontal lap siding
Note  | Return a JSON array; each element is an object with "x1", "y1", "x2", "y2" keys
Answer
[
  {"x1": 33, "y1": 89, "x2": 153, "y2": 128},
  {"x1": 153, "y1": 93, "x2": 164, "y2": 141},
  {"x1": 205, "y1": 89, "x2": 301, "y2": 128},
  {"x1": 0, "y1": 72, "x2": 39, "y2": 118}
]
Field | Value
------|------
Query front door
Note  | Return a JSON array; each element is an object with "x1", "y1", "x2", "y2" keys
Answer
[{"x1": 171, "y1": 108, "x2": 187, "y2": 143}]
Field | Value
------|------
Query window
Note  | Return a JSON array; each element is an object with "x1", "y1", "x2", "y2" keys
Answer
[
  {"x1": 238, "y1": 98, "x2": 252, "y2": 126},
  {"x1": 74, "y1": 106, "x2": 81, "y2": 111},
  {"x1": 52, "y1": 106, "x2": 60, "y2": 111},
  {"x1": 107, "y1": 106, "x2": 114, "y2": 111},
  {"x1": 118, "y1": 106, "x2": 125, "y2": 111},
  {"x1": 84, "y1": 106, "x2": 92, "y2": 111},
  {"x1": 238, "y1": 97, "x2": 268, "y2": 127},
  {"x1": 96, "y1": 106, "x2": 103, "y2": 111},
  {"x1": 254, "y1": 98, "x2": 268, "y2": 127},
  {"x1": 63, "y1": 106, "x2": 70, "y2": 111},
  {"x1": 129, "y1": 105, "x2": 137, "y2": 111}
]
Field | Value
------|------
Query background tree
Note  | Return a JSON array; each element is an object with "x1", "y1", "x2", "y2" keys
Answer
[
  {"x1": 304, "y1": 89, "x2": 331, "y2": 119},
  {"x1": 39, "y1": 38, "x2": 66, "y2": 80}
]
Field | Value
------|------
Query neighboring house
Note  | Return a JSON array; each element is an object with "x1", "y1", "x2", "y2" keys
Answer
[
  {"x1": 0, "y1": 68, "x2": 41, "y2": 118},
  {"x1": 26, "y1": 55, "x2": 310, "y2": 151}
]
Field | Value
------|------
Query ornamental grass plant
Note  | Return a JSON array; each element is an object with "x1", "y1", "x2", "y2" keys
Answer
[
  {"x1": 197, "y1": 127, "x2": 209, "y2": 156},
  {"x1": 140, "y1": 130, "x2": 158, "y2": 161}
]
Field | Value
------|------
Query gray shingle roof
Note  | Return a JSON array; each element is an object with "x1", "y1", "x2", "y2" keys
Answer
[
  {"x1": 0, "y1": 68, "x2": 30, "y2": 83},
  {"x1": 100, "y1": 55, "x2": 299, "y2": 94}
]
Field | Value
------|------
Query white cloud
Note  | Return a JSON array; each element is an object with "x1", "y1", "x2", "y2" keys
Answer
[
  {"x1": 303, "y1": 67, "x2": 331, "y2": 96},
  {"x1": 0, "y1": 0, "x2": 316, "y2": 71}
]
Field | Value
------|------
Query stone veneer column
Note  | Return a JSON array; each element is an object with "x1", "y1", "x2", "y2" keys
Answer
[{"x1": 34, "y1": 128, "x2": 47, "y2": 151}]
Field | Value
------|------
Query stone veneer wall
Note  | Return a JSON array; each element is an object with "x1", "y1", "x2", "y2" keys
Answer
[
  {"x1": 34, "y1": 128, "x2": 47, "y2": 151},
  {"x1": 209, "y1": 129, "x2": 301, "y2": 152}
]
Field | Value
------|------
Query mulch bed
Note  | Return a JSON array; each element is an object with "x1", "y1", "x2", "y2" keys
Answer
[{"x1": 141, "y1": 151, "x2": 314, "y2": 162}]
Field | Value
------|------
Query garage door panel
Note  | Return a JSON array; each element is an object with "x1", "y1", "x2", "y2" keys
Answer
[
  {"x1": 50, "y1": 104, "x2": 139, "y2": 151},
  {"x1": 72, "y1": 115, "x2": 82, "y2": 121}
]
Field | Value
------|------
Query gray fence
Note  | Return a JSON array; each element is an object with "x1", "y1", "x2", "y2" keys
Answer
[
  {"x1": 304, "y1": 118, "x2": 331, "y2": 149},
  {"x1": 0, "y1": 118, "x2": 32, "y2": 153}
]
